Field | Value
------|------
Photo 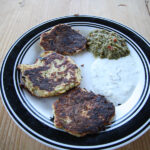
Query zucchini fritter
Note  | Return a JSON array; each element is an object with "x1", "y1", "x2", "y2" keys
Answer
[
  {"x1": 40, "y1": 24, "x2": 87, "y2": 55},
  {"x1": 17, "y1": 51, "x2": 81, "y2": 97},
  {"x1": 53, "y1": 88, "x2": 115, "y2": 137}
]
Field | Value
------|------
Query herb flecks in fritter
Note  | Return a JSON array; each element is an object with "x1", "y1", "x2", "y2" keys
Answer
[
  {"x1": 40, "y1": 24, "x2": 87, "y2": 55},
  {"x1": 17, "y1": 51, "x2": 81, "y2": 97},
  {"x1": 53, "y1": 88, "x2": 115, "y2": 137}
]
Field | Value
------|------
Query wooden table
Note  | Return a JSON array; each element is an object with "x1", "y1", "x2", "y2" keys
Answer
[{"x1": 0, "y1": 0, "x2": 150, "y2": 149}]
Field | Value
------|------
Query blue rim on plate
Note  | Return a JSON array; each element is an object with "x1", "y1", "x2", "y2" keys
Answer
[{"x1": 0, "y1": 15, "x2": 150, "y2": 150}]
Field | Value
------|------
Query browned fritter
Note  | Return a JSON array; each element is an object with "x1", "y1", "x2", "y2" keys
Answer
[
  {"x1": 40, "y1": 24, "x2": 87, "y2": 55},
  {"x1": 17, "y1": 51, "x2": 81, "y2": 97},
  {"x1": 53, "y1": 88, "x2": 115, "y2": 137}
]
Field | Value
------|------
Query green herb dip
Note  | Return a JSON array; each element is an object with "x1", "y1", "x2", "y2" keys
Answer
[{"x1": 87, "y1": 29, "x2": 130, "y2": 59}]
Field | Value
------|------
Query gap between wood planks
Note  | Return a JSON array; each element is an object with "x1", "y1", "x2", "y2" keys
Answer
[{"x1": 145, "y1": 0, "x2": 150, "y2": 16}]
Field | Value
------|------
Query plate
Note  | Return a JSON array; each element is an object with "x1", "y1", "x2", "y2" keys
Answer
[{"x1": 0, "y1": 15, "x2": 150, "y2": 150}]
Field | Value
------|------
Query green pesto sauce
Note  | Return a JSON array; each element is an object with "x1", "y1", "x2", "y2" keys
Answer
[{"x1": 87, "y1": 29, "x2": 130, "y2": 59}]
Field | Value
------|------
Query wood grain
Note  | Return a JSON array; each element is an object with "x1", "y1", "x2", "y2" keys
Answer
[{"x1": 0, "y1": 0, "x2": 149, "y2": 150}]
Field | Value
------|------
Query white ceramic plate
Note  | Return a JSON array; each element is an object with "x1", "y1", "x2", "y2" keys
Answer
[{"x1": 0, "y1": 15, "x2": 150, "y2": 150}]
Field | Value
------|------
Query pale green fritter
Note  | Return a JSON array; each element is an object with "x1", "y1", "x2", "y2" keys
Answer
[
  {"x1": 17, "y1": 51, "x2": 81, "y2": 97},
  {"x1": 87, "y1": 29, "x2": 130, "y2": 59}
]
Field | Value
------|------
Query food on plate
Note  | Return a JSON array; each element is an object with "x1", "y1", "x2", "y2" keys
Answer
[
  {"x1": 52, "y1": 88, "x2": 115, "y2": 137},
  {"x1": 17, "y1": 51, "x2": 81, "y2": 97},
  {"x1": 87, "y1": 29, "x2": 130, "y2": 59},
  {"x1": 40, "y1": 24, "x2": 87, "y2": 55},
  {"x1": 91, "y1": 56, "x2": 139, "y2": 106}
]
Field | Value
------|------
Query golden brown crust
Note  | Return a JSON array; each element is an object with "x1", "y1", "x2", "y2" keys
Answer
[
  {"x1": 17, "y1": 51, "x2": 81, "y2": 97},
  {"x1": 40, "y1": 24, "x2": 87, "y2": 55},
  {"x1": 53, "y1": 88, "x2": 115, "y2": 137}
]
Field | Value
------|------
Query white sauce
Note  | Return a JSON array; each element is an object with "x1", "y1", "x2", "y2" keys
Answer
[{"x1": 91, "y1": 56, "x2": 139, "y2": 106}]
